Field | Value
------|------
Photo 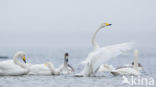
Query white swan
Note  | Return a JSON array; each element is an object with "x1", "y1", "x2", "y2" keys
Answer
[
  {"x1": 46, "y1": 52, "x2": 74, "y2": 75},
  {"x1": 0, "y1": 51, "x2": 29, "y2": 76},
  {"x1": 111, "y1": 49, "x2": 141, "y2": 76},
  {"x1": 91, "y1": 23, "x2": 115, "y2": 73},
  {"x1": 57, "y1": 53, "x2": 74, "y2": 74},
  {"x1": 28, "y1": 53, "x2": 74, "y2": 75},
  {"x1": 75, "y1": 23, "x2": 134, "y2": 77},
  {"x1": 115, "y1": 62, "x2": 143, "y2": 72}
]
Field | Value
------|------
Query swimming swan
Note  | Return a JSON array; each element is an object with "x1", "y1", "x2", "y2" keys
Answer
[
  {"x1": 75, "y1": 23, "x2": 134, "y2": 77},
  {"x1": 0, "y1": 51, "x2": 29, "y2": 76},
  {"x1": 28, "y1": 53, "x2": 74, "y2": 75},
  {"x1": 57, "y1": 53, "x2": 74, "y2": 74},
  {"x1": 45, "y1": 53, "x2": 74, "y2": 75},
  {"x1": 111, "y1": 49, "x2": 141, "y2": 76},
  {"x1": 115, "y1": 62, "x2": 143, "y2": 72}
]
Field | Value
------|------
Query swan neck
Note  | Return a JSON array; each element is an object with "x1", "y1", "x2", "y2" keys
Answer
[
  {"x1": 64, "y1": 56, "x2": 68, "y2": 66},
  {"x1": 92, "y1": 26, "x2": 103, "y2": 50},
  {"x1": 47, "y1": 63, "x2": 59, "y2": 75},
  {"x1": 133, "y1": 49, "x2": 139, "y2": 71},
  {"x1": 13, "y1": 54, "x2": 27, "y2": 68}
]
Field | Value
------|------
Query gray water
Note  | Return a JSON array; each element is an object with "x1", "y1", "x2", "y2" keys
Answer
[{"x1": 0, "y1": 47, "x2": 156, "y2": 87}]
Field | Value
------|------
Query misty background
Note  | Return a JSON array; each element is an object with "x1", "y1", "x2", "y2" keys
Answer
[{"x1": 0, "y1": 0, "x2": 156, "y2": 49}]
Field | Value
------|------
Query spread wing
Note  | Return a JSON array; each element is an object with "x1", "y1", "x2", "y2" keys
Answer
[{"x1": 80, "y1": 42, "x2": 134, "y2": 76}]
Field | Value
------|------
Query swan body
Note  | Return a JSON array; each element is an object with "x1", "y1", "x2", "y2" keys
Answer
[
  {"x1": 116, "y1": 62, "x2": 143, "y2": 71},
  {"x1": 0, "y1": 51, "x2": 29, "y2": 76},
  {"x1": 111, "y1": 49, "x2": 141, "y2": 76},
  {"x1": 75, "y1": 23, "x2": 134, "y2": 77},
  {"x1": 111, "y1": 68, "x2": 140, "y2": 76},
  {"x1": 28, "y1": 64, "x2": 52, "y2": 75},
  {"x1": 56, "y1": 53, "x2": 74, "y2": 74},
  {"x1": 28, "y1": 53, "x2": 74, "y2": 75},
  {"x1": 58, "y1": 64, "x2": 74, "y2": 74}
]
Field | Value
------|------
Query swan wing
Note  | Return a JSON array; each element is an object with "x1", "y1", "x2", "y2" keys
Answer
[{"x1": 81, "y1": 42, "x2": 134, "y2": 76}]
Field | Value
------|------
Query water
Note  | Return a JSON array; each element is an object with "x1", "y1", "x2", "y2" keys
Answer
[{"x1": 0, "y1": 47, "x2": 155, "y2": 87}]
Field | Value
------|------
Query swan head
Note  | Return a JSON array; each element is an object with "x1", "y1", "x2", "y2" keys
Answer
[
  {"x1": 64, "y1": 52, "x2": 69, "y2": 62},
  {"x1": 100, "y1": 23, "x2": 112, "y2": 28},
  {"x1": 15, "y1": 51, "x2": 27, "y2": 63},
  {"x1": 132, "y1": 62, "x2": 143, "y2": 67}
]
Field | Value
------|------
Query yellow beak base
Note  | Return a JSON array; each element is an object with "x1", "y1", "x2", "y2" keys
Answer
[
  {"x1": 23, "y1": 56, "x2": 26, "y2": 63},
  {"x1": 105, "y1": 23, "x2": 112, "y2": 26}
]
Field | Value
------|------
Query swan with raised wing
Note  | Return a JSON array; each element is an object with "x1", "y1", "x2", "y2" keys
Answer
[{"x1": 75, "y1": 23, "x2": 134, "y2": 77}]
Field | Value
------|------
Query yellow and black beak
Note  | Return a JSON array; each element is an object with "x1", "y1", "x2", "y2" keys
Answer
[
  {"x1": 105, "y1": 23, "x2": 112, "y2": 26},
  {"x1": 22, "y1": 56, "x2": 26, "y2": 63}
]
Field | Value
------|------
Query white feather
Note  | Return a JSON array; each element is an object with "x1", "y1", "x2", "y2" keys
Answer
[{"x1": 78, "y1": 42, "x2": 134, "y2": 76}]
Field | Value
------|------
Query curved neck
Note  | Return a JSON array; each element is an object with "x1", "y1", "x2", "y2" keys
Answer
[
  {"x1": 64, "y1": 56, "x2": 68, "y2": 67},
  {"x1": 92, "y1": 26, "x2": 103, "y2": 50},
  {"x1": 133, "y1": 49, "x2": 139, "y2": 71},
  {"x1": 13, "y1": 54, "x2": 27, "y2": 68},
  {"x1": 47, "y1": 63, "x2": 59, "y2": 75}
]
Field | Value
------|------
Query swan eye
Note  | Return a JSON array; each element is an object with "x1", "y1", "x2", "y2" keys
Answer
[{"x1": 22, "y1": 56, "x2": 26, "y2": 63}]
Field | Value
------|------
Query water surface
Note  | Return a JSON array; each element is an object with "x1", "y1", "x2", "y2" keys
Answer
[{"x1": 0, "y1": 47, "x2": 155, "y2": 87}]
